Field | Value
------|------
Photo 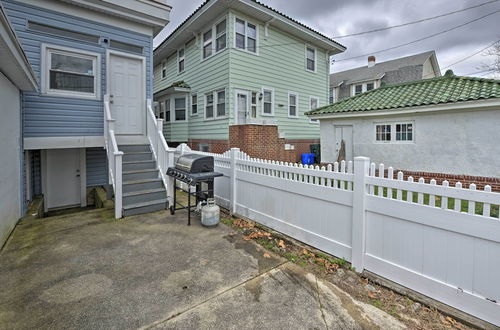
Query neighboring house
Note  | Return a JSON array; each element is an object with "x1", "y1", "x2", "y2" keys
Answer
[
  {"x1": 1, "y1": 0, "x2": 170, "y2": 219},
  {"x1": 307, "y1": 70, "x2": 500, "y2": 188},
  {"x1": 153, "y1": 0, "x2": 346, "y2": 162},
  {"x1": 0, "y1": 3, "x2": 38, "y2": 247},
  {"x1": 330, "y1": 51, "x2": 441, "y2": 103}
]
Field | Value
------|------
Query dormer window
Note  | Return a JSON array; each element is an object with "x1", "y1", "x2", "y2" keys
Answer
[{"x1": 352, "y1": 81, "x2": 376, "y2": 96}]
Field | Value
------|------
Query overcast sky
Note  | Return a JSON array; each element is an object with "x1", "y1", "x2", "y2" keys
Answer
[{"x1": 154, "y1": 0, "x2": 500, "y2": 78}]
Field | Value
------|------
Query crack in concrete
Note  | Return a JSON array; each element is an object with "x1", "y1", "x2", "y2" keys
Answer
[
  {"x1": 315, "y1": 276, "x2": 330, "y2": 330},
  {"x1": 140, "y1": 260, "x2": 290, "y2": 330}
]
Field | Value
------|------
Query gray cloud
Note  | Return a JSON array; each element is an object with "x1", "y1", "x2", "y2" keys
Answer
[{"x1": 155, "y1": 0, "x2": 500, "y2": 78}]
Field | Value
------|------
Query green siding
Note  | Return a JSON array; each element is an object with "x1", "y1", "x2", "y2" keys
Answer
[{"x1": 153, "y1": 9, "x2": 331, "y2": 142}]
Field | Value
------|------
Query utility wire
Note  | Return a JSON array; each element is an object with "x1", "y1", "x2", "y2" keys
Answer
[
  {"x1": 332, "y1": 0, "x2": 500, "y2": 39},
  {"x1": 333, "y1": 9, "x2": 500, "y2": 63}
]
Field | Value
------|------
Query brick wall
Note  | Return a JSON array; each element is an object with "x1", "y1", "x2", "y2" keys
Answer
[{"x1": 188, "y1": 139, "x2": 229, "y2": 154}]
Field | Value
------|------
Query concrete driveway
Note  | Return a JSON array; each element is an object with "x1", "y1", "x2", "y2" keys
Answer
[{"x1": 0, "y1": 208, "x2": 404, "y2": 329}]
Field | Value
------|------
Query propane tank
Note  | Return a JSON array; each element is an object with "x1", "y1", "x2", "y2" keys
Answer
[{"x1": 201, "y1": 198, "x2": 220, "y2": 227}]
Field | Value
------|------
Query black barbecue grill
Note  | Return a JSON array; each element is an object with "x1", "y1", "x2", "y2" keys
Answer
[{"x1": 167, "y1": 154, "x2": 223, "y2": 225}]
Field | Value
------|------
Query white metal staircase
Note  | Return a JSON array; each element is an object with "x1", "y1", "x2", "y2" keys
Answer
[{"x1": 104, "y1": 96, "x2": 175, "y2": 218}]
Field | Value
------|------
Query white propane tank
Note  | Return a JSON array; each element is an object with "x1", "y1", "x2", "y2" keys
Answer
[{"x1": 201, "y1": 199, "x2": 220, "y2": 227}]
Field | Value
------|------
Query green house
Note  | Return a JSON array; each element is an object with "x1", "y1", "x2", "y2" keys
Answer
[{"x1": 153, "y1": 0, "x2": 345, "y2": 161}]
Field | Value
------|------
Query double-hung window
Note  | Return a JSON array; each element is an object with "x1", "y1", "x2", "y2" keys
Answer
[
  {"x1": 310, "y1": 97, "x2": 319, "y2": 123},
  {"x1": 354, "y1": 84, "x2": 363, "y2": 95},
  {"x1": 174, "y1": 97, "x2": 186, "y2": 121},
  {"x1": 288, "y1": 93, "x2": 298, "y2": 118},
  {"x1": 262, "y1": 88, "x2": 273, "y2": 115},
  {"x1": 203, "y1": 19, "x2": 227, "y2": 59},
  {"x1": 43, "y1": 45, "x2": 99, "y2": 99},
  {"x1": 306, "y1": 46, "x2": 316, "y2": 72},
  {"x1": 161, "y1": 60, "x2": 167, "y2": 79},
  {"x1": 251, "y1": 92, "x2": 257, "y2": 118},
  {"x1": 178, "y1": 48, "x2": 185, "y2": 73},
  {"x1": 235, "y1": 18, "x2": 257, "y2": 53},
  {"x1": 216, "y1": 90, "x2": 226, "y2": 117},
  {"x1": 205, "y1": 90, "x2": 226, "y2": 119},
  {"x1": 165, "y1": 99, "x2": 171, "y2": 122},
  {"x1": 205, "y1": 93, "x2": 214, "y2": 118},
  {"x1": 191, "y1": 94, "x2": 198, "y2": 115}
]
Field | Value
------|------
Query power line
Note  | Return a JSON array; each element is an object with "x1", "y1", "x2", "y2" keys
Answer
[
  {"x1": 333, "y1": 0, "x2": 500, "y2": 39},
  {"x1": 463, "y1": 68, "x2": 496, "y2": 75},
  {"x1": 333, "y1": 8, "x2": 500, "y2": 63}
]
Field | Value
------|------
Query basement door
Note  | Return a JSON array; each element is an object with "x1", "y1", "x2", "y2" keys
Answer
[
  {"x1": 108, "y1": 52, "x2": 145, "y2": 135},
  {"x1": 334, "y1": 125, "x2": 353, "y2": 162},
  {"x1": 46, "y1": 149, "x2": 81, "y2": 210}
]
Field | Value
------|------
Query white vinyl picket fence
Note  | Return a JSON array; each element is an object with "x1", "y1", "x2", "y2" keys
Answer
[{"x1": 167, "y1": 145, "x2": 500, "y2": 326}]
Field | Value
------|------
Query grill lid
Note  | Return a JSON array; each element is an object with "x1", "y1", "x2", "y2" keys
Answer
[{"x1": 175, "y1": 153, "x2": 214, "y2": 173}]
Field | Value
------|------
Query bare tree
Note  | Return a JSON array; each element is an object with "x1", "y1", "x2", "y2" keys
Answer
[{"x1": 481, "y1": 42, "x2": 500, "y2": 74}]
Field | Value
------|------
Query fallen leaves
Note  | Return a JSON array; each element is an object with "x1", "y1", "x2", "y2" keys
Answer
[
  {"x1": 243, "y1": 231, "x2": 271, "y2": 241},
  {"x1": 441, "y1": 316, "x2": 463, "y2": 329},
  {"x1": 233, "y1": 219, "x2": 255, "y2": 228},
  {"x1": 263, "y1": 253, "x2": 271, "y2": 259},
  {"x1": 277, "y1": 240, "x2": 286, "y2": 248}
]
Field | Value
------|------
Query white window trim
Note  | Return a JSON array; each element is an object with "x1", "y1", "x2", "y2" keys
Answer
[
  {"x1": 309, "y1": 96, "x2": 320, "y2": 124},
  {"x1": 261, "y1": 87, "x2": 274, "y2": 116},
  {"x1": 234, "y1": 16, "x2": 259, "y2": 56},
  {"x1": 288, "y1": 92, "x2": 299, "y2": 118},
  {"x1": 173, "y1": 95, "x2": 188, "y2": 123},
  {"x1": 41, "y1": 43, "x2": 101, "y2": 100},
  {"x1": 204, "y1": 89, "x2": 227, "y2": 120},
  {"x1": 305, "y1": 44, "x2": 317, "y2": 73},
  {"x1": 352, "y1": 81, "x2": 376, "y2": 96},
  {"x1": 373, "y1": 121, "x2": 415, "y2": 144},
  {"x1": 177, "y1": 46, "x2": 185, "y2": 74},
  {"x1": 161, "y1": 60, "x2": 167, "y2": 79},
  {"x1": 191, "y1": 93, "x2": 198, "y2": 116},
  {"x1": 201, "y1": 16, "x2": 227, "y2": 62}
]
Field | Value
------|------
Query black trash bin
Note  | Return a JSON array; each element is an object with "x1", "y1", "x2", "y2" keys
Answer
[{"x1": 310, "y1": 144, "x2": 321, "y2": 164}]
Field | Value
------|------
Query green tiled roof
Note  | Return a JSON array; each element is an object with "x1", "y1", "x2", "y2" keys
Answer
[{"x1": 307, "y1": 71, "x2": 500, "y2": 116}]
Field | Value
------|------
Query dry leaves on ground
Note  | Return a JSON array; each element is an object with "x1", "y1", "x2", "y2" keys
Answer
[
  {"x1": 441, "y1": 316, "x2": 463, "y2": 329},
  {"x1": 233, "y1": 219, "x2": 255, "y2": 229},
  {"x1": 277, "y1": 240, "x2": 286, "y2": 248},
  {"x1": 263, "y1": 253, "x2": 271, "y2": 259},
  {"x1": 243, "y1": 231, "x2": 271, "y2": 241}
]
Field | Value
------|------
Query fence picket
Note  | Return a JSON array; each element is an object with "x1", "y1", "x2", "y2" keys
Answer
[
  {"x1": 454, "y1": 182, "x2": 462, "y2": 212},
  {"x1": 441, "y1": 180, "x2": 449, "y2": 209},
  {"x1": 418, "y1": 178, "x2": 425, "y2": 204},
  {"x1": 483, "y1": 185, "x2": 492, "y2": 217},
  {"x1": 468, "y1": 184, "x2": 476, "y2": 215},
  {"x1": 334, "y1": 162, "x2": 339, "y2": 188},
  {"x1": 378, "y1": 164, "x2": 385, "y2": 197},
  {"x1": 348, "y1": 161, "x2": 354, "y2": 190},
  {"x1": 369, "y1": 163, "x2": 376, "y2": 195},
  {"x1": 406, "y1": 177, "x2": 414, "y2": 202},
  {"x1": 387, "y1": 167, "x2": 394, "y2": 199},
  {"x1": 429, "y1": 179, "x2": 436, "y2": 207},
  {"x1": 397, "y1": 171, "x2": 403, "y2": 200}
]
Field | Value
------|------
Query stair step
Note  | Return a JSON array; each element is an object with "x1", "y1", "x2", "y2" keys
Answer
[
  {"x1": 123, "y1": 178, "x2": 163, "y2": 193},
  {"x1": 123, "y1": 188, "x2": 166, "y2": 205},
  {"x1": 123, "y1": 160, "x2": 156, "y2": 171},
  {"x1": 123, "y1": 152, "x2": 153, "y2": 162},
  {"x1": 123, "y1": 199, "x2": 167, "y2": 217},
  {"x1": 119, "y1": 144, "x2": 151, "y2": 153},
  {"x1": 123, "y1": 169, "x2": 159, "y2": 181}
]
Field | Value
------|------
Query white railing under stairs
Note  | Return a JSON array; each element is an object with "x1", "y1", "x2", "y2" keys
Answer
[
  {"x1": 104, "y1": 94, "x2": 123, "y2": 219},
  {"x1": 146, "y1": 100, "x2": 175, "y2": 190}
]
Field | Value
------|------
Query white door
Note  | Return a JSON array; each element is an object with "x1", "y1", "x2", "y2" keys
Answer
[
  {"x1": 46, "y1": 149, "x2": 81, "y2": 210},
  {"x1": 109, "y1": 53, "x2": 144, "y2": 135},
  {"x1": 236, "y1": 90, "x2": 249, "y2": 125},
  {"x1": 334, "y1": 125, "x2": 353, "y2": 162}
]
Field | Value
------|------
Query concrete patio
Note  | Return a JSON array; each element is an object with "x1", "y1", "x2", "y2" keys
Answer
[{"x1": 0, "y1": 208, "x2": 404, "y2": 329}]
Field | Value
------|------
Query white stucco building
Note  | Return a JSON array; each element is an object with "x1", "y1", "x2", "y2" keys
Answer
[{"x1": 307, "y1": 71, "x2": 500, "y2": 181}]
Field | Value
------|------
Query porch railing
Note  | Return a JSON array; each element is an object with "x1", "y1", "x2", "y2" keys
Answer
[{"x1": 104, "y1": 94, "x2": 123, "y2": 218}]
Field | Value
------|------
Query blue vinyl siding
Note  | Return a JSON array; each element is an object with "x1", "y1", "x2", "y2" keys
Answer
[
  {"x1": 2, "y1": 0, "x2": 153, "y2": 137},
  {"x1": 86, "y1": 148, "x2": 108, "y2": 187}
]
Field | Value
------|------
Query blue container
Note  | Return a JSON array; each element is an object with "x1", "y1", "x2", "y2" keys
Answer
[{"x1": 301, "y1": 153, "x2": 315, "y2": 165}]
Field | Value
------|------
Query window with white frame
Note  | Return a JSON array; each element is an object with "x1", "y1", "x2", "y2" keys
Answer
[
  {"x1": 306, "y1": 46, "x2": 316, "y2": 72},
  {"x1": 191, "y1": 94, "x2": 198, "y2": 115},
  {"x1": 159, "y1": 101, "x2": 165, "y2": 119},
  {"x1": 161, "y1": 60, "x2": 167, "y2": 79},
  {"x1": 203, "y1": 19, "x2": 227, "y2": 60},
  {"x1": 235, "y1": 18, "x2": 257, "y2": 53},
  {"x1": 178, "y1": 48, "x2": 185, "y2": 73},
  {"x1": 262, "y1": 89, "x2": 273, "y2": 115},
  {"x1": 375, "y1": 122, "x2": 414, "y2": 142},
  {"x1": 330, "y1": 87, "x2": 338, "y2": 104},
  {"x1": 174, "y1": 97, "x2": 186, "y2": 121},
  {"x1": 216, "y1": 90, "x2": 226, "y2": 117},
  {"x1": 205, "y1": 93, "x2": 214, "y2": 118},
  {"x1": 310, "y1": 97, "x2": 319, "y2": 123},
  {"x1": 288, "y1": 93, "x2": 298, "y2": 117},
  {"x1": 43, "y1": 45, "x2": 99, "y2": 99},
  {"x1": 251, "y1": 92, "x2": 257, "y2": 118},
  {"x1": 353, "y1": 81, "x2": 376, "y2": 96},
  {"x1": 165, "y1": 99, "x2": 171, "y2": 122}
]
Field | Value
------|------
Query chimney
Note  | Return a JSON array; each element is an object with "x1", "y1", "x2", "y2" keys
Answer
[{"x1": 368, "y1": 56, "x2": 376, "y2": 68}]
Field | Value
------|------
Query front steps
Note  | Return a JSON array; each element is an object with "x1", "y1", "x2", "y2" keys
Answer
[{"x1": 119, "y1": 144, "x2": 167, "y2": 217}]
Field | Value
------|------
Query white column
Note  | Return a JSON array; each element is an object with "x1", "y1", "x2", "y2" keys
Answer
[
  {"x1": 114, "y1": 151, "x2": 124, "y2": 219},
  {"x1": 351, "y1": 156, "x2": 370, "y2": 272}
]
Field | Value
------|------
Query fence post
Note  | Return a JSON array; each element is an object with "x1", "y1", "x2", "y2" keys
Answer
[
  {"x1": 229, "y1": 148, "x2": 240, "y2": 215},
  {"x1": 114, "y1": 151, "x2": 124, "y2": 219},
  {"x1": 352, "y1": 156, "x2": 370, "y2": 272}
]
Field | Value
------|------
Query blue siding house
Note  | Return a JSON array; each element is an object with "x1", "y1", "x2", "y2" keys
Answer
[{"x1": 1, "y1": 0, "x2": 170, "y2": 221}]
